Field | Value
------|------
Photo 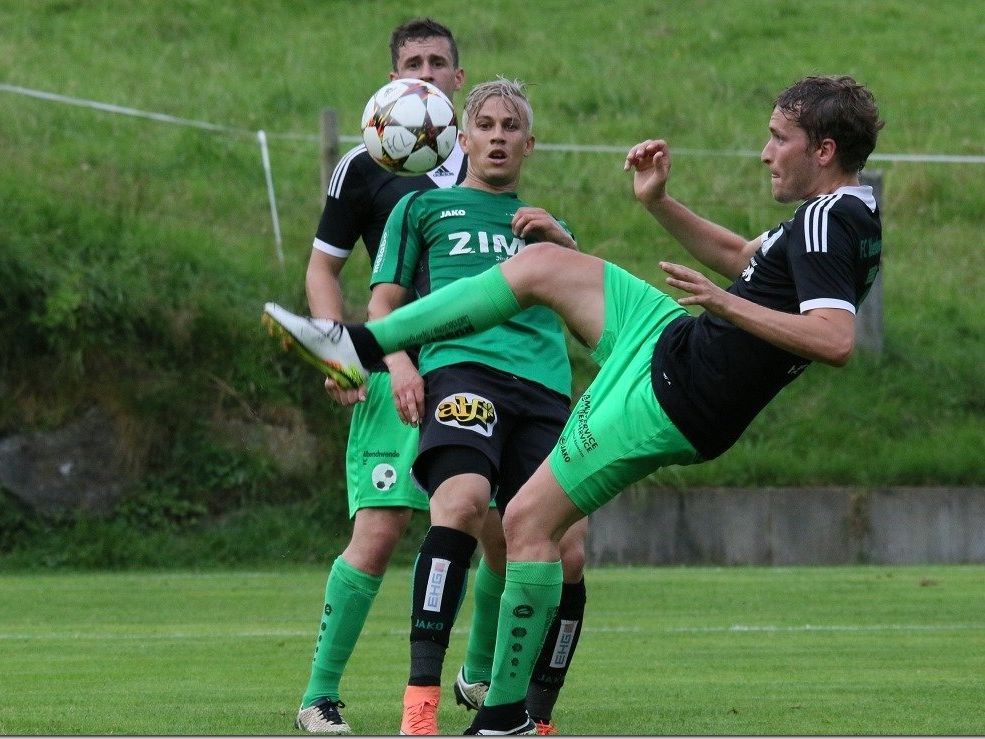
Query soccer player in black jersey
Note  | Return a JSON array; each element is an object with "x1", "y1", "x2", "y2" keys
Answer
[
  {"x1": 265, "y1": 74, "x2": 883, "y2": 734},
  {"x1": 295, "y1": 18, "x2": 480, "y2": 735}
]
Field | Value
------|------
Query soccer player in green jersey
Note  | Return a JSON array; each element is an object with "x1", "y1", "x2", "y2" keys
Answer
[
  {"x1": 291, "y1": 69, "x2": 588, "y2": 736},
  {"x1": 265, "y1": 74, "x2": 883, "y2": 734},
  {"x1": 368, "y1": 77, "x2": 588, "y2": 736}
]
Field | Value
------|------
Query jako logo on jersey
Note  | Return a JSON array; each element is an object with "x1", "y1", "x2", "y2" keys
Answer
[
  {"x1": 422, "y1": 558, "x2": 451, "y2": 613},
  {"x1": 441, "y1": 209, "x2": 466, "y2": 218},
  {"x1": 435, "y1": 393, "x2": 497, "y2": 436},
  {"x1": 447, "y1": 231, "x2": 524, "y2": 257}
]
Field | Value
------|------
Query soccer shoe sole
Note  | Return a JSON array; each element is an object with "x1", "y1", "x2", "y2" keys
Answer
[
  {"x1": 261, "y1": 307, "x2": 366, "y2": 390},
  {"x1": 294, "y1": 716, "x2": 352, "y2": 735}
]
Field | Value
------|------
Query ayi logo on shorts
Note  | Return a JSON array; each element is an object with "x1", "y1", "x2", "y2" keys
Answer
[{"x1": 435, "y1": 392, "x2": 497, "y2": 437}]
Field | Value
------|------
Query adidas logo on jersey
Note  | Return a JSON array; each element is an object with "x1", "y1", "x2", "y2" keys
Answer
[{"x1": 432, "y1": 164, "x2": 455, "y2": 177}]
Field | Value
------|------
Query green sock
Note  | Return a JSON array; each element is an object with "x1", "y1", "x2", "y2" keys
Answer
[
  {"x1": 463, "y1": 558, "x2": 507, "y2": 684},
  {"x1": 485, "y1": 560, "x2": 563, "y2": 707},
  {"x1": 366, "y1": 265, "x2": 521, "y2": 354},
  {"x1": 301, "y1": 556, "x2": 382, "y2": 706}
]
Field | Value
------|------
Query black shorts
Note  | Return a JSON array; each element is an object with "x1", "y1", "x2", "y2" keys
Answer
[{"x1": 413, "y1": 362, "x2": 570, "y2": 510}]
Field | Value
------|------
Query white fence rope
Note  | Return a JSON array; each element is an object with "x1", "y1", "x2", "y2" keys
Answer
[
  {"x1": 4, "y1": 83, "x2": 984, "y2": 163},
  {"x1": 0, "y1": 83, "x2": 255, "y2": 135},
  {"x1": 4, "y1": 82, "x2": 984, "y2": 263},
  {"x1": 256, "y1": 130, "x2": 284, "y2": 268},
  {"x1": 0, "y1": 83, "x2": 298, "y2": 264}
]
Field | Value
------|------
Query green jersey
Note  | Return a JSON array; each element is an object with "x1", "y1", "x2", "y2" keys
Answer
[{"x1": 371, "y1": 185, "x2": 573, "y2": 398}]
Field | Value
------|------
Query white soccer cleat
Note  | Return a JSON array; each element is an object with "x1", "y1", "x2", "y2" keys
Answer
[
  {"x1": 261, "y1": 303, "x2": 368, "y2": 390},
  {"x1": 454, "y1": 666, "x2": 489, "y2": 711},
  {"x1": 295, "y1": 698, "x2": 352, "y2": 735}
]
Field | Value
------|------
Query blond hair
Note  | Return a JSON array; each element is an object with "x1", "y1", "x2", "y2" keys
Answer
[{"x1": 463, "y1": 76, "x2": 534, "y2": 133}]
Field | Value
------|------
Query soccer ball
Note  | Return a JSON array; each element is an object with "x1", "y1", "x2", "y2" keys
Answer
[{"x1": 361, "y1": 79, "x2": 458, "y2": 176}]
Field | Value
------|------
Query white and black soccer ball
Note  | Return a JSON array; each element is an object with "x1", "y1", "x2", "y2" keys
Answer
[
  {"x1": 360, "y1": 79, "x2": 457, "y2": 176},
  {"x1": 371, "y1": 463, "x2": 398, "y2": 491}
]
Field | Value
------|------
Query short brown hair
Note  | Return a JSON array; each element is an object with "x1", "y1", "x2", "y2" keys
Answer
[
  {"x1": 389, "y1": 18, "x2": 459, "y2": 70},
  {"x1": 774, "y1": 75, "x2": 884, "y2": 173}
]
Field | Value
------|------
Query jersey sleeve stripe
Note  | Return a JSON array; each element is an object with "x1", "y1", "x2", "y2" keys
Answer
[
  {"x1": 801, "y1": 297, "x2": 856, "y2": 314},
  {"x1": 803, "y1": 193, "x2": 842, "y2": 253},
  {"x1": 393, "y1": 190, "x2": 427, "y2": 280},
  {"x1": 820, "y1": 193, "x2": 841, "y2": 251},
  {"x1": 328, "y1": 145, "x2": 367, "y2": 198},
  {"x1": 313, "y1": 237, "x2": 352, "y2": 258},
  {"x1": 802, "y1": 197, "x2": 822, "y2": 252}
]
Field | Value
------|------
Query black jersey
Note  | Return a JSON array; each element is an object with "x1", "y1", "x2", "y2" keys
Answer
[
  {"x1": 313, "y1": 143, "x2": 467, "y2": 262},
  {"x1": 312, "y1": 143, "x2": 466, "y2": 371},
  {"x1": 652, "y1": 185, "x2": 882, "y2": 460}
]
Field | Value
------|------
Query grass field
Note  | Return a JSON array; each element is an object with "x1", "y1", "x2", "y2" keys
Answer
[{"x1": 2, "y1": 565, "x2": 984, "y2": 735}]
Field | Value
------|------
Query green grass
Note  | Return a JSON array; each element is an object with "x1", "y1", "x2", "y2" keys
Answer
[
  {"x1": 0, "y1": 0, "x2": 982, "y2": 560},
  {"x1": 1, "y1": 566, "x2": 984, "y2": 735}
]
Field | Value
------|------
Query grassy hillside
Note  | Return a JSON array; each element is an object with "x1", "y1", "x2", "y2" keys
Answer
[{"x1": 0, "y1": 1, "x2": 982, "y2": 563}]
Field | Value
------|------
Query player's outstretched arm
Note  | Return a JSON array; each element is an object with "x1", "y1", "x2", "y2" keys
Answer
[{"x1": 626, "y1": 139, "x2": 755, "y2": 279}]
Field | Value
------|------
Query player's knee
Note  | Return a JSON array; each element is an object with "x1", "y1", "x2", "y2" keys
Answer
[
  {"x1": 508, "y1": 242, "x2": 563, "y2": 300},
  {"x1": 500, "y1": 493, "x2": 544, "y2": 549},
  {"x1": 478, "y1": 520, "x2": 507, "y2": 566},
  {"x1": 342, "y1": 532, "x2": 401, "y2": 573},
  {"x1": 432, "y1": 493, "x2": 488, "y2": 531}
]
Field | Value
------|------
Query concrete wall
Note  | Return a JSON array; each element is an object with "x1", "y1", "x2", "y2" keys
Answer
[{"x1": 585, "y1": 487, "x2": 985, "y2": 566}]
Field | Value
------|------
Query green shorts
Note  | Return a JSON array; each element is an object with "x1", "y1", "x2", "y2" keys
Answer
[
  {"x1": 345, "y1": 372, "x2": 429, "y2": 518},
  {"x1": 549, "y1": 262, "x2": 700, "y2": 515}
]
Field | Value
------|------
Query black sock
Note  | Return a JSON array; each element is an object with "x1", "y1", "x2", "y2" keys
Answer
[
  {"x1": 527, "y1": 578, "x2": 587, "y2": 721},
  {"x1": 408, "y1": 526, "x2": 477, "y2": 684},
  {"x1": 408, "y1": 640, "x2": 445, "y2": 687},
  {"x1": 346, "y1": 323, "x2": 385, "y2": 366}
]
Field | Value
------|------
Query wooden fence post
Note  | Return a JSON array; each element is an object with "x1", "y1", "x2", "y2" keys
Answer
[
  {"x1": 856, "y1": 169, "x2": 884, "y2": 355},
  {"x1": 320, "y1": 107, "x2": 339, "y2": 196}
]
